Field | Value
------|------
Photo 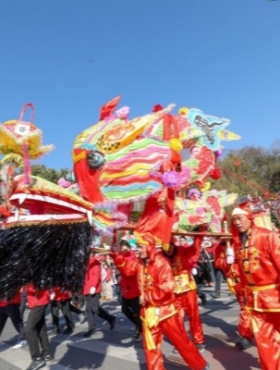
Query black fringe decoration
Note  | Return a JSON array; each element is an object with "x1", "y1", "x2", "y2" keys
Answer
[{"x1": 0, "y1": 220, "x2": 92, "y2": 299}]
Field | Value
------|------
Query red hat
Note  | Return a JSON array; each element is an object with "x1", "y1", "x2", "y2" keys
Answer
[{"x1": 134, "y1": 189, "x2": 175, "y2": 255}]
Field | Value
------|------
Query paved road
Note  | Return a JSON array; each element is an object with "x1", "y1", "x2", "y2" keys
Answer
[{"x1": 0, "y1": 284, "x2": 260, "y2": 370}]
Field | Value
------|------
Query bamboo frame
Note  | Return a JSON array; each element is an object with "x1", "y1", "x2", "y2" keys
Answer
[{"x1": 116, "y1": 226, "x2": 232, "y2": 239}]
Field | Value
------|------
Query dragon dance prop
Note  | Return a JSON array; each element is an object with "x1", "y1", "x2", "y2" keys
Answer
[
  {"x1": 72, "y1": 98, "x2": 240, "y2": 238},
  {"x1": 0, "y1": 104, "x2": 92, "y2": 299},
  {"x1": 0, "y1": 98, "x2": 241, "y2": 298}
]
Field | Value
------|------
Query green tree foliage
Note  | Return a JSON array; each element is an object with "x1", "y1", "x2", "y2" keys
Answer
[
  {"x1": 29, "y1": 165, "x2": 70, "y2": 184},
  {"x1": 214, "y1": 145, "x2": 280, "y2": 197}
]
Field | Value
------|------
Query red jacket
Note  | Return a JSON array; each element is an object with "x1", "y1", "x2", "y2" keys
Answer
[
  {"x1": 111, "y1": 250, "x2": 140, "y2": 299},
  {"x1": 232, "y1": 226, "x2": 280, "y2": 312},
  {"x1": 83, "y1": 256, "x2": 102, "y2": 295},
  {"x1": 26, "y1": 285, "x2": 50, "y2": 309},
  {"x1": 52, "y1": 287, "x2": 71, "y2": 301},
  {"x1": 0, "y1": 291, "x2": 21, "y2": 307},
  {"x1": 139, "y1": 253, "x2": 177, "y2": 322},
  {"x1": 170, "y1": 240, "x2": 200, "y2": 294}
]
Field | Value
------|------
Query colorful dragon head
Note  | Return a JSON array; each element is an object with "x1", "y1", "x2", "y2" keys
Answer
[{"x1": 72, "y1": 97, "x2": 240, "y2": 233}]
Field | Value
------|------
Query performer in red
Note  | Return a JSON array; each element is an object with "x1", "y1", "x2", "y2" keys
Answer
[
  {"x1": 231, "y1": 207, "x2": 280, "y2": 370},
  {"x1": 83, "y1": 247, "x2": 116, "y2": 338},
  {"x1": 25, "y1": 284, "x2": 52, "y2": 370},
  {"x1": 49, "y1": 287, "x2": 74, "y2": 335},
  {"x1": 0, "y1": 290, "x2": 26, "y2": 349},
  {"x1": 136, "y1": 233, "x2": 209, "y2": 370},
  {"x1": 165, "y1": 236, "x2": 206, "y2": 352},
  {"x1": 214, "y1": 240, "x2": 252, "y2": 349},
  {"x1": 111, "y1": 240, "x2": 142, "y2": 341}
]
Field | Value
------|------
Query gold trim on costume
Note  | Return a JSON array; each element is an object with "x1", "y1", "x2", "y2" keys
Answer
[
  {"x1": 174, "y1": 273, "x2": 196, "y2": 294},
  {"x1": 141, "y1": 304, "x2": 177, "y2": 351},
  {"x1": 226, "y1": 278, "x2": 237, "y2": 295},
  {"x1": 245, "y1": 283, "x2": 280, "y2": 312},
  {"x1": 4, "y1": 217, "x2": 88, "y2": 229},
  {"x1": 239, "y1": 238, "x2": 256, "y2": 286},
  {"x1": 246, "y1": 283, "x2": 280, "y2": 292}
]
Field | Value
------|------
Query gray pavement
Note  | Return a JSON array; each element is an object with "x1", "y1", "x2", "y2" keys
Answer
[{"x1": 0, "y1": 284, "x2": 260, "y2": 370}]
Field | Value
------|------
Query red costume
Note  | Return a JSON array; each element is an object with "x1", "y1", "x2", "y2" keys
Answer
[
  {"x1": 112, "y1": 249, "x2": 142, "y2": 335},
  {"x1": 0, "y1": 290, "x2": 25, "y2": 343},
  {"x1": 0, "y1": 291, "x2": 21, "y2": 307},
  {"x1": 52, "y1": 287, "x2": 71, "y2": 301},
  {"x1": 83, "y1": 256, "x2": 102, "y2": 295},
  {"x1": 138, "y1": 246, "x2": 207, "y2": 370},
  {"x1": 170, "y1": 241, "x2": 205, "y2": 346},
  {"x1": 112, "y1": 250, "x2": 140, "y2": 299},
  {"x1": 215, "y1": 243, "x2": 252, "y2": 341},
  {"x1": 83, "y1": 252, "x2": 115, "y2": 336},
  {"x1": 232, "y1": 224, "x2": 280, "y2": 370},
  {"x1": 24, "y1": 284, "x2": 52, "y2": 363},
  {"x1": 26, "y1": 285, "x2": 50, "y2": 309}
]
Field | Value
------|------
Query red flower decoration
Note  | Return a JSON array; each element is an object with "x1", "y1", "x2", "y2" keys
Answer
[
  {"x1": 152, "y1": 104, "x2": 164, "y2": 112},
  {"x1": 209, "y1": 168, "x2": 221, "y2": 180}
]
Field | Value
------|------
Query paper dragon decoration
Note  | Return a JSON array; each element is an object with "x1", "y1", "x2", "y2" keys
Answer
[
  {"x1": 0, "y1": 98, "x2": 241, "y2": 298},
  {"x1": 0, "y1": 104, "x2": 93, "y2": 299},
  {"x1": 72, "y1": 97, "x2": 240, "y2": 235},
  {"x1": 174, "y1": 187, "x2": 238, "y2": 233}
]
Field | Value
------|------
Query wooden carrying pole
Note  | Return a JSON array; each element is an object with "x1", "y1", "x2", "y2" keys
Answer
[{"x1": 117, "y1": 226, "x2": 232, "y2": 239}]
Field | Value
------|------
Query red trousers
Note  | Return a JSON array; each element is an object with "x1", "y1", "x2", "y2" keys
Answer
[
  {"x1": 234, "y1": 283, "x2": 252, "y2": 340},
  {"x1": 251, "y1": 311, "x2": 280, "y2": 370},
  {"x1": 142, "y1": 313, "x2": 206, "y2": 370},
  {"x1": 175, "y1": 290, "x2": 205, "y2": 344}
]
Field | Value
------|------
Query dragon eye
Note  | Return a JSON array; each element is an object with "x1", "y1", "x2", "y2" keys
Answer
[{"x1": 87, "y1": 151, "x2": 105, "y2": 169}]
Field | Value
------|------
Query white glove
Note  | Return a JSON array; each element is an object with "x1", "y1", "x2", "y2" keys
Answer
[
  {"x1": 50, "y1": 292, "x2": 56, "y2": 300},
  {"x1": 90, "y1": 287, "x2": 96, "y2": 295},
  {"x1": 226, "y1": 247, "x2": 234, "y2": 257},
  {"x1": 191, "y1": 267, "x2": 198, "y2": 276},
  {"x1": 226, "y1": 256, "x2": 235, "y2": 265}
]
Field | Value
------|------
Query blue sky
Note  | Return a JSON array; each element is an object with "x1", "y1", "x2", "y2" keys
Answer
[{"x1": 0, "y1": 0, "x2": 279, "y2": 170}]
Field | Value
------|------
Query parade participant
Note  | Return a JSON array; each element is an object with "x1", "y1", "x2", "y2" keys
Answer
[
  {"x1": 24, "y1": 284, "x2": 52, "y2": 370},
  {"x1": 0, "y1": 290, "x2": 27, "y2": 349},
  {"x1": 165, "y1": 236, "x2": 206, "y2": 353},
  {"x1": 179, "y1": 236, "x2": 207, "y2": 305},
  {"x1": 48, "y1": 287, "x2": 74, "y2": 335},
  {"x1": 214, "y1": 240, "x2": 252, "y2": 349},
  {"x1": 83, "y1": 247, "x2": 116, "y2": 337},
  {"x1": 231, "y1": 207, "x2": 280, "y2": 370},
  {"x1": 136, "y1": 233, "x2": 209, "y2": 370},
  {"x1": 111, "y1": 240, "x2": 142, "y2": 341},
  {"x1": 70, "y1": 294, "x2": 86, "y2": 323}
]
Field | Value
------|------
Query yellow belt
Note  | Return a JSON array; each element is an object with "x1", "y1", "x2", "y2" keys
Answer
[{"x1": 246, "y1": 283, "x2": 280, "y2": 292}]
